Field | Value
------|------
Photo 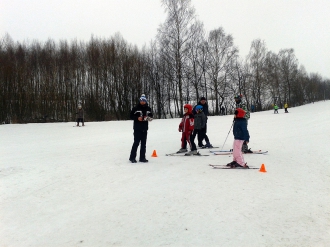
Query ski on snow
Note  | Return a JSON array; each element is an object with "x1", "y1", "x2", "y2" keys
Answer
[
  {"x1": 211, "y1": 150, "x2": 268, "y2": 155},
  {"x1": 197, "y1": 146, "x2": 220, "y2": 149},
  {"x1": 166, "y1": 152, "x2": 210, "y2": 156},
  {"x1": 209, "y1": 164, "x2": 259, "y2": 169}
]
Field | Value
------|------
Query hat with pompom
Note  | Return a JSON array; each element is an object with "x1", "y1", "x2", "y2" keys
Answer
[{"x1": 139, "y1": 94, "x2": 148, "y2": 103}]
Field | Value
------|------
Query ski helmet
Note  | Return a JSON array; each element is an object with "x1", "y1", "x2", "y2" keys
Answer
[
  {"x1": 183, "y1": 104, "x2": 193, "y2": 113},
  {"x1": 195, "y1": 105, "x2": 203, "y2": 112}
]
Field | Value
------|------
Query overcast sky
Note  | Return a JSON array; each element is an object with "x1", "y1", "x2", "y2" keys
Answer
[{"x1": 1, "y1": 0, "x2": 329, "y2": 78}]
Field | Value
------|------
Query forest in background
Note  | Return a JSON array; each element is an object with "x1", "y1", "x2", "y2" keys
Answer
[{"x1": 1, "y1": 0, "x2": 329, "y2": 124}]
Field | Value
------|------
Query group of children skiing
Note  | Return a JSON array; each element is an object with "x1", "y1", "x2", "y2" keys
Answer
[{"x1": 126, "y1": 94, "x2": 252, "y2": 168}]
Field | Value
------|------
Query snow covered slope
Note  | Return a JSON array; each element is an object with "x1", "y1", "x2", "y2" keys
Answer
[{"x1": 1, "y1": 101, "x2": 329, "y2": 247}]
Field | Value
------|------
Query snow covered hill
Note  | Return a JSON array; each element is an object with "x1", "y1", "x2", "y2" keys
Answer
[{"x1": 1, "y1": 101, "x2": 330, "y2": 247}]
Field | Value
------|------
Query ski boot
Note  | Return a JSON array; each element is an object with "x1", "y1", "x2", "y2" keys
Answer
[
  {"x1": 202, "y1": 143, "x2": 213, "y2": 149},
  {"x1": 185, "y1": 150, "x2": 198, "y2": 156},
  {"x1": 129, "y1": 158, "x2": 137, "y2": 163},
  {"x1": 226, "y1": 161, "x2": 236, "y2": 167},
  {"x1": 176, "y1": 148, "x2": 187, "y2": 153}
]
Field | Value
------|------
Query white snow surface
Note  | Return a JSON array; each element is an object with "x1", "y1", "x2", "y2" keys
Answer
[{"x1": 1, "y1": 101, "x2": 330, "y2": 247}]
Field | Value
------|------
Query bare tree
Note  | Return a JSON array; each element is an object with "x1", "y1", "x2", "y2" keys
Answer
[
  {"x1": 157, "y1": 0, "x2": 197, "y2": 116},
  {"x1": 205, "y1": 27, "x2": 238, "y2": 114},
  {"x1": 247, "y1": 39, "x2": 268, "y2": 110},
  {"x1": 278, "y1": 48, "x2": 298, "y2": 106}
]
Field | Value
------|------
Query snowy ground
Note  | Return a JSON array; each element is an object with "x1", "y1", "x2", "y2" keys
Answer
[{"x1": 1, "y1": 101, "x2": 330, "y2": 247}]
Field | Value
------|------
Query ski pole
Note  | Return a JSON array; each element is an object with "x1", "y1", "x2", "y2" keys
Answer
[{"x1": 220, "y1": 121, "x2": 234, "y2": 151}]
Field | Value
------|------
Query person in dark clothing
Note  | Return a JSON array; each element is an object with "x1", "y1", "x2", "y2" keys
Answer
[
  {"x1": 76, "y1": 104, "x2": 84, "y2": 126},
  {"x1": 220, "y1": 105, "x2": 226, "y2": 115},
  {"x1": 192, "y1": 105, "x2": 207, "y2": 148},
  {"x1": 129, "y1": 95, "x2": 153, "y2": 163},
  {"x1": 192, "y1": 97, "x2": 213, "y2": 148}
]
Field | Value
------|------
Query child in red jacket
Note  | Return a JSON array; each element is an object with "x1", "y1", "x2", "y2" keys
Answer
[{"x1": 177, "y1": 104, "x2": 197, "y2": 154}]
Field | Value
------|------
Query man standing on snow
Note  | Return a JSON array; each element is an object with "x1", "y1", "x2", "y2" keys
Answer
[{"x1": 129, "y1": 94, "x2": 153, "y2": 163}]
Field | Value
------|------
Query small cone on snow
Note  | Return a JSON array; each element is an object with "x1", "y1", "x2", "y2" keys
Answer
[
  {"x1": 259, "y1": 164, "x2": 267, "y2": 172},
  {"x1": 151, "y1": 150, "x2": 158, "y2": 157}
]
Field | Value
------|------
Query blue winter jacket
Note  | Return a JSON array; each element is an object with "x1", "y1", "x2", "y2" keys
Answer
[{"x1": 233, "y1": 117, "x2": 250, "y2": 142}]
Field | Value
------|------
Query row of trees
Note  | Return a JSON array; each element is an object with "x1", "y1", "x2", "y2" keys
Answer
[{"x1": 1, "y1": 0, "x2": 329, "y2": 123}]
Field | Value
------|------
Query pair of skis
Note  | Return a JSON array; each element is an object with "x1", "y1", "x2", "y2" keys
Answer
[
  {"x1": 197, "y1": 146, "x2": 219, "y2": 149},
  {"x1": 211, "y1": 150, "x2": 268, "y2": 155},
  {"x1": 166, "y1": 149, "x2": 268, "y2": 157},
  {"x1": 166, "y1": 152, "x2": 209, "y2": 156},
  {"x1": 209, "y1": 164, "x2": 259, "y2": 169},
  {"x1": 165, "y1": 146, "x2": 221, "y2": 156}
]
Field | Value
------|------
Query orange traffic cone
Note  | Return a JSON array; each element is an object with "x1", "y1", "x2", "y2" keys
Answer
[
  {"x1": 259, "y1": 164, "x2": 267, "y2": 172},
  {"x1": 151, "y1": 150, "x2": 158, "y2": 157}
]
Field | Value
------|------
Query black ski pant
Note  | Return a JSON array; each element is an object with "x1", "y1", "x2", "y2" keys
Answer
[
  {"x1": 76, "y1": 118, "x2": 84, "y2": 125},
  {"x1": 198, "y1": 125, "x2": 210, "y2": 146},
  {"x1": 130, "y1": 130, "x2": 147, "y2": 160},
  {"x1": 194, "y1": 129, "x2": 205, "y2": 147}
]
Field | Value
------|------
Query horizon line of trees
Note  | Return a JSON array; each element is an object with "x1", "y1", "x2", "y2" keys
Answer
[{"x1": 1, "y1": 0, "x2": 329, "y2": 124}]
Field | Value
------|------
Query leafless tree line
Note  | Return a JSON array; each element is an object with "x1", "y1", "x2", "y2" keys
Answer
[{"x1": 1, "y1": 0, "x2": 329, "y2": 123}]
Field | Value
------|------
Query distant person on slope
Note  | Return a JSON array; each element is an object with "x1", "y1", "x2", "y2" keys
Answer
[
  {"x1": 284, "y1": 103, "x2": 289, "y2": 113},
  {"x1": 227, "y1": 108, "x2": 250, "y2": 168},
  {"x1": 274, "y1": 104, "x2": 279, "y2": 114},
  {"x1": 129, "y1": 95, "x2": 153, "y2": 163},
  {"x1": 76, "y1": 104, "x2": 84, "y2": 127},
  {"x1": 234, "y1": 94, "x2": 252, "y2": 153}
]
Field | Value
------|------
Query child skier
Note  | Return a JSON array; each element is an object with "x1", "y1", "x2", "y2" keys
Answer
[
  {"x1": 234, "y1": 94, "x2": 251, "y2": 153},
  {"x1": 192, "y1": 105, "x2": 207, "y2": 148},
  {"x1": 177, "y1": 104, "x2": 197, "y2": 155},
  {"x1": 193, "y1": 97, "x2": 213, "y2": 148},
  {"x1": 227, "y1": 108, "x2": 250, "y2": 168},
  {"x1": 274, "y1": 104, "x2": 279, "y2": 114}
]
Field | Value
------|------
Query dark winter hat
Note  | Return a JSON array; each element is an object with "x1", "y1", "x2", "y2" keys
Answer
[
  {"x1": 139, "y1": 96, "x2": 148, "y2": 103},
  {"x1": 235, "y1": 108, "x2": 246, "y2": 118},
  {"x1": 200, "y1": 96, "x2": 206, "y2": 101}
]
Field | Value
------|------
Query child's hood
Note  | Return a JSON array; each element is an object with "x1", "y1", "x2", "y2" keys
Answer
[{"x1": 184, "y1": 104, "x2": 193, "y2": 113}]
